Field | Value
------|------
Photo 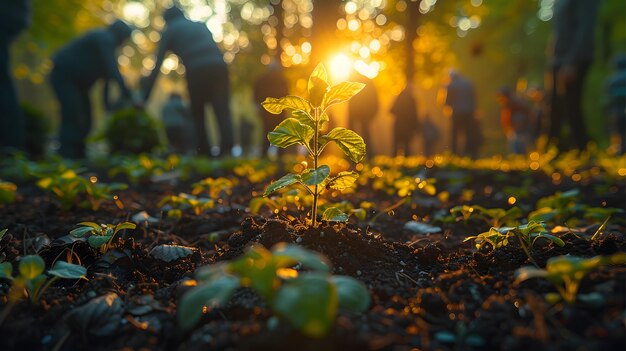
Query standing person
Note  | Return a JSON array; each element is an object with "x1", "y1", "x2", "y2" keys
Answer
[
  {"x1": 497, "y1": 87, "x2": 534, "y2": 154},
  {"x1": 548, "y1": 0, "x2": 600, "y2": 150},
  {"x1": 439, "y1": 70, "x2": 477, "y2": 156},
  {"x1": 142, "y1": 6, "x2": 233, "y2": 157},
  {"x1": 253, "y1": 63, "x2": 289, "y2": 156},
  {"x1": 390, "y1": 83, "x2": 419, "y2": 157},
  {"x1": 421, "y1": 114, "x2": 440, "y2": 157},
  {"x1": 50, "y1": 20, "x2": 133, "y2": 159},
  {"x1": 348, "y1": 73, "x2": 379, "y2": 155},
  {"x1": 0, "y1": 0, "x2": 30, "y2": 152}
]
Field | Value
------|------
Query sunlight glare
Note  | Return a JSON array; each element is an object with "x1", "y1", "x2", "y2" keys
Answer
[{"x1": 329, "y1": 54, "x2": 352, "y2": 82}]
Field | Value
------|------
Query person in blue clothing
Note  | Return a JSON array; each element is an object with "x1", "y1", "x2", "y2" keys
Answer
[
  {"x1": 0, "y1": 0, "x2": 30, "y2": 152},
  {"x1": 142, "y1": 6, "x2": 233, "y2": 157},
  {"x1": 50, "y1": 20, "x2": 133, "y2": 158}
]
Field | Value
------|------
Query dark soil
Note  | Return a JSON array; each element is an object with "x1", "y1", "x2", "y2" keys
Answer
[{"x1": 0, "y1": 165, "x2": 624, "y2": 351}]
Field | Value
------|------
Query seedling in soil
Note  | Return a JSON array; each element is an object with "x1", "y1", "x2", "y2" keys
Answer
[
  {"x1": 191, "y1": 177, "x2": 238, "y2": 199},
  {"x1": 178, "y1": 243, "x2": 370, "y2": 337},
  {"x1": 70, "y1": 221, "x2": 136, "y2": 253},
  {"x1": 528, "y1": 189, "x2": 584, "y2": 225},
  {"x1": 261, "y1": 63, "x2": 366, "y2": 227},
  {"x1": 516, "y1": 253, "x2": 626, "y2": 304},
  {"x1": 0, "y1": 180, "x2": 17, "y2": 204},
  {"x1": 158, "y1": 193, "x2": 214, "y2": 218},
  {"x1": 465, "y1": 221, "x2": 564, "y2": 266},
  {"x1": 0, "y1": 255, "x2": 86, "y2": 304}
]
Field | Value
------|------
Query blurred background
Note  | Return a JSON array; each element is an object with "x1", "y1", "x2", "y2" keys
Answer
[{"x1": 8, "y1": 0, "x2": 626, "y2": 156}]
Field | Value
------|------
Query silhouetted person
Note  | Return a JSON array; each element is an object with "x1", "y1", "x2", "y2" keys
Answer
[
  {"x1": 497, "y1": 87, "x2": 534, "y2": 154},
  {"x1": 421, "y1": 114, "x2": 440, "y2": 157},
  {"x1": 548, "y1": 0, "x2": 599, "y2": 150},
  {"x1": 390, "y1": 84, "x2": 419, "y2": 156},
  {"x1": 253, "y1": 63, "x2": 289, "y2": 156},
  {"x1": 50, "y1": 20, "x2": 132, "y2": 159},
  {"x1": 348, "y1": 73, "x2": 379, "y2": 155},
  {"x1": 161, "y1": 93, "x2": 195, "y2": 154},
  {"x1": 0, "y1": 0, "x2": 30, "y2": 152},
  {"x1": 526, "y1": 86, "x2": 546, "y2": 141},
  {"x1": 143, "y1": 6, "x2": 233, "y2": 157},
  {"x1": 606, "y1": 55, "x2": 626, "y2": 154},
  {"x1": 440, "y1": 70, "x2": 477, "y2": 156}
]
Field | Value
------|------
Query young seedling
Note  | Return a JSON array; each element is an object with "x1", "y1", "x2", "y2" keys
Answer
[
  {"x1": 261, "y1": 63, "x2": 366, "y2": 227},
  {"x1": 178, "y1": 243, "x2": 370, "y2": 337},
  {"x1": 516, "y1": 253, "x2": 626, "y2": 304},
  {"x1": 450, "y1": 205, "x2": 523, "y2": 227},
  {"x1": 0, "y1": 255, "x2": 86, "y2": 304},
  {"x1": 158, "y1": 193, "x2": 215, "y2": 218},
  {"x1": 70, "y1": 221, "x2": 136, "y2": 253}
]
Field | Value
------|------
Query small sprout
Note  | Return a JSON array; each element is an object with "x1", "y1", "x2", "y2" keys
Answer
[
  {"x1": 70, "y1": 221, "x2": 136, "y2": 253},
  {"x1": 158, "y1": 193, "x2": 214, "y2": 217},
  {"x1": 0, "y1": 255, "x2": 86, "y2": 304},
  {"x1": 261, "y1": 63, "x2": 366, "y2": 227},
  {"x1": 516, "y1": 253, "x2": 626, "y2": 304},
  {"x1": 178, "y1": 244, "x2": 370, "y2": 337},
  {"x1": 450, "y1": 205, "x2": 523, "y2": 227}
]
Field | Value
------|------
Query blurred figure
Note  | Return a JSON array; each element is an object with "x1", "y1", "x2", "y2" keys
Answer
[
  {"x1": 253, "y1": 63, "x2": 289, "y2": 156},
  {"x1": 161, "y1": 93, "x2": 195, "y2": 154},
  {"x1": 526, "y1": 86, "x2": 547, "y2": 141},
  {"x1": 143, "y1": 6, "x2": 233, "y2": 157},
  {"x1": 348, "y1": 73, "x2": 379, "y2": 155},
  {"x1": 439, "y1": 70, "x2": 477, "y2": 157},
  {"x1": 497, "y1": 87, "x2": 534, "y2": 154},
  {"x1": 421, "y1": 114, "x2": 440, "y2": 157},
  {"x1": 547, "y1": 0, "x2": 600, "y2": 150},
  {"x1": 50, "y1": 20, "x2": 133, "y2": 159},
  {"x1": 0, "y1": 0, "x2": 30, "y2": 152},
  {"x1": 390, "y1": 83, "x2": 419, "y2": 156},
  {"x1": 606, "y1": 55, "x2": 626, "y2": 154}
]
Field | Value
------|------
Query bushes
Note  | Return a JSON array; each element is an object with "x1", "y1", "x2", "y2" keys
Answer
[{"x1": 103, "y1": 108, "x2": 161, "y2": 154}]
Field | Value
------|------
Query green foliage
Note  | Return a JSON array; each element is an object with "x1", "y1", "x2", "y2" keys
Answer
[
  {"x1": 178, "y1": 244, "x2": 370, "y2": 337},
  {"x1": 36, "y1": 169, "x2": 127, "y2": 211},
  {"x1": 262, "y1": 63, "x2": 366, "y2": 227},
  {"x1": 70, "y1": 221, "x2": 136, "y2": 253},
  {"x1": 21, "y1": 103, "x2": 52, "y2": 158},
  {"x1": 528, "y1": 189, "x2": 584, "y2": 225},
  {"x1": 109, "y1": 154, "x2": 181, "y2": 184},
  {"x1": 159, "y1": 193, "x2": 215, "y2": 218},
  {"x1": 450, "y1": 205, "x2": 523, "y2": 227},
  {"x1": 102, "y1": 108, "x2": 161, "y2": 154},
  {"x1": 0, "y1": 180, "x2": 17, "y2": 204},
  {"x1": 0, "y1": 255, "x2": 86, "y2": 304},
  {"x1": 516, "y1": 253, "x2": 626, "y2": 304},
  {"x1": 191, "y1": 177, "x2": 238, "y2": 199},
  {"x1": 465, "y1": 221, "x2": 565, "y2": 251}
]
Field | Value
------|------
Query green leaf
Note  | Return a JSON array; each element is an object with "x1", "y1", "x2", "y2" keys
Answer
[
  {"x1": 273, "y1": 273, "x2": 337, "y2": 338},
  {"x1": 301, "y1": 166, "x2": 331, "y2": 186},
  {"x1": 0, "y1": 228, "x2": 7, "y2": 240},
  {"x1": 77, "y1": 222, "x2": 102, "y2": 230},
  {"x1": 326, "y1": 171, "x2": 359, "y2": 191},
  {"x1": 320, "y1": 128, "x2": 366, "y2": 163},
  {"x1": 291, "y1": 110, "x2": 331, "y2": 131},
  {"x1": 88, "y1": 235, "x2": 112, "y2": 249},
  {"x1": 177, "y1": 275, "x2": 239, "y2": 330},
  {"x1": 307, "y1": 63, "x2": 329, "y2": 94},
  {"x1": 272, "y1": 243, "x2": 330, "y2": 272},
  {"x1": 330, "y1": 275, "x2": 370, "y2": 312},
  {"x1": 322, "y1": 207, "x2": 349, "y2": 222},
  {"x1": 48, "y1": 261, "x2": 87, "y2": 279},
  {"x1": 70, "y1": 226, "x2": 95, "y2": 238},
  {"x1": 268, "y1": 118, "x2": 314, "y2": 149},
  {"x1": 322, "y1": 81, "x2": 365, "y2": 108},
  {"x1": 262, "y1": 96, "x2": 311, "y2": 114},
  {"x1": 0, "y1": 262, "x2": 13, "y2": 279},
  {"x1": 309, "y1": 76, "x2": 329, "y2": 108},
  {"x1": 264, "y1": 173, "x2": 301, "y2": 197},
  {"x1": 19, "y1": 255, "x2": 45, "y2": 280},
  {"x1": 114, "y1": 222, "x2": 136, "y2": 234}
]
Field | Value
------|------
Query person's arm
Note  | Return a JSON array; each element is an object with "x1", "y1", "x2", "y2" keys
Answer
[{"x1": 142, "y1": 29, "x2": 170, "y2": 102}]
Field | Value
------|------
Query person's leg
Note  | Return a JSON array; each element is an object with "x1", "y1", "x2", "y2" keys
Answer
[
  {"x1": 451, "y1": 114, "x2": 459, "y2": 155},
  {"x1": 0, "y1": 31, "x2": 24, "y2": 150},
  {"x1": 548, "y1": 65, "x2": 563, "y2": 149},
  {"x1": 52, "y1": 72, "x2": 88, "y2": 159},
  {"x1": 209, "y1": 63, "x2": 234, "y2": 156},
  {"x1": 187, "y1": 70, "x2": 211, "y2": 155},
  {"x1": 565, "y1": 63, "x2": 590, "y2": 150}
]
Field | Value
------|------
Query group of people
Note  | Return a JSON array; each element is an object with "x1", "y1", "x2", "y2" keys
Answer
[{"x1": 1, "y1": 1, "x2": 623, "y2": 159}]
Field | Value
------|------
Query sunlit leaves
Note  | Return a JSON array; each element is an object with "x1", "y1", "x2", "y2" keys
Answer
[
  {"x1": 320, "y1": 128, "x2": 366, "y2": 163},
  {"x1": 322, "y1": 207, "x2": 349, "y2": 222},
  {"x1": 268, "y1": 118, "x2": 314, "y2": 149},
  {"x1": 326, "y1": 171, "x2": 359, "y2": 191},
  {"x1": 301, "y1": 166, "x2": 330, "y2": 186},
  {"x1": 19, "y1": 255, "x2": 45, "y2": 280},
  {"x1": 322, "y1": 81, "x2": 365, "y2": 108},
  {"x1": 262, "y1": 96, "x2": 311, "y2": 114},
  {"x1": 264, "y1": 173, "x2": 301, "y2": 197},
  {"x1": 177, "y1": 275, "x2": 239, "y2": 330}
]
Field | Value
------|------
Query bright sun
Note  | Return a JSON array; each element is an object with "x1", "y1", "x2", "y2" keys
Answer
[{"x1": 329, "y1": 54, "x2": 352, "y2": 82}]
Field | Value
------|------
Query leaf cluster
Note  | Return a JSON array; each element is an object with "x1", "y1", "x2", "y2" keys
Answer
[
  {"x1": 450, "y1": 205, "x2": 523, "y2": 227},
  {"x1": 158, "y1": 193, "x2": 215, "y2": 218},
  {"x1": 178, "y1": 243, "x2": 370, "y2": 337},
  {"x1": 0, "y1": 255, "x2": 86, "y2": 304},
  {"x1": 191, "y1": 177, "x2": 238, "y2": 199},
  {"x1": 70, "y1": 221, "x2": 136, "y2": 253},
  {"x1": 464, "y1": 221, "x2": 565, "y2": 251}
]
